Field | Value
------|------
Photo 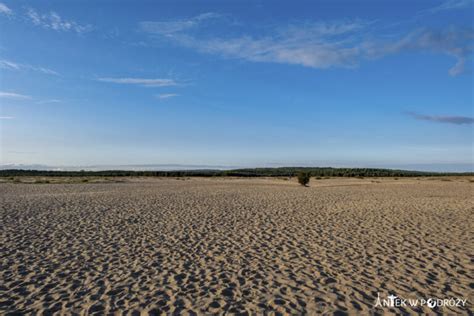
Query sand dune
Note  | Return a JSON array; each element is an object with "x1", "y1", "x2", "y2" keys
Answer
[{"x1": 0, "y1": 178, "x2": 472, "y2": 314}]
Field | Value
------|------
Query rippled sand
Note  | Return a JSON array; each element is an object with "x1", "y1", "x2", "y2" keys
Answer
[{"x1": 1, "y1": 177, "x2": 472, "y2": 315}]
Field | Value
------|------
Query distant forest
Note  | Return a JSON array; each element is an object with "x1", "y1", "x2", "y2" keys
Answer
[{"x1": 1, "y1": 167, "x2": 472, "y2": 177}]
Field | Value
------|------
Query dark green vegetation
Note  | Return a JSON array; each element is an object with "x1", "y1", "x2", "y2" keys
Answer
[
  {"x1": 1, "y1": 167, "x2": 472, "y2": 178},
  {"x1": 297, "y1": 172, "x2": 311, "y2": 186}
]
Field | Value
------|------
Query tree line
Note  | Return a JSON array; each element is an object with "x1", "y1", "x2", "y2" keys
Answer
[{"x1": 1, "y1": 167, "x2": 472, "y2": 177}]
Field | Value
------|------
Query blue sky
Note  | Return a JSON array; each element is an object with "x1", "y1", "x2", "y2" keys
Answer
[{"x1": 0, "y1": 0, "x2": 473, "y2": 171}]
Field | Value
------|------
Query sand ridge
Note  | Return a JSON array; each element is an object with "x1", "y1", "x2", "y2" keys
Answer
[{"x1": 0, "y1": 178, "x2": 472, "y2": 314}]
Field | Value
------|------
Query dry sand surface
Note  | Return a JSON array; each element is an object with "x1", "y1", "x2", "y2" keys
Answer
[{"x1": 1, "y1": 177, "x2": 473, "y2": 315}]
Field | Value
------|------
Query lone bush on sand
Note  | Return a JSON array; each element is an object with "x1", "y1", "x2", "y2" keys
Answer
[{"x1": 297, "y1": 172, "x2": 311, "y2": 186}]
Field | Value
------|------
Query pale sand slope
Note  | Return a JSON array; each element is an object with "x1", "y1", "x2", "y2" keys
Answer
[{"x1": 0, "y1": 178, "x2": 472, "y2": 315}]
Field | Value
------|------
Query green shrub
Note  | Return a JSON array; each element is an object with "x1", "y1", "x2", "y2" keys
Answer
[{"x1": 297, "y1": 172, "x2": 311, "y2": 186}]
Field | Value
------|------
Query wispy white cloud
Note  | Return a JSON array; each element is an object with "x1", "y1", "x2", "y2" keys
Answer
[
  {"x1": 0, "y1": 59, "x2": 59, "y2": 75},
  {"x1": 407, "y1": 112, "x2": 474, "y2": 125},
  {"x1": 425, "y1": 0, "x2": 473, "y2": 14},
  {"x1": 0, "y1": 91, "x2": 60, "y2": 104},
  {"x1": 0, "y1": 91, "x2": 32, "y2": 100},
  {"x1": 152, "y1": 20, "x2": 371, "y2": 69},
  {"x1": 140, "y1": 16, "x2": 473, "y2": 75},
  {"x1": 0, "y1": 116, "x2": 14, "y2": 119},
  {"x1": 0, "y1": 2, "x2": 12, "y2": 15},
  {"x1": 156, "y1": 93, "x2": 179, "y2": 100},
  {"x1": 139, "y1": 12, "x2": 221, "y2": 36},
  {"x1": 0, "y1": 59, "x2": 19, "y2": 70},
  {"x1": 366, "y1": 27, "x2": 474, "y2": 76},
  {"x1": 36, "y1": 99, "x2": 62, "y2": 104},
  {"x1": 25, "y1": 7, "x2": 92, "y2": 34},
  {"x1": 176, "y1": 34, "x2": 359, "y2": 69},
  {"x1": 97, "y1": 77, "x2": 178, "y2": 87}
]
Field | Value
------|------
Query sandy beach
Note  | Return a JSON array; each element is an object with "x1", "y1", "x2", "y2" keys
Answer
[{"x1": 0, "y1": 177, "x2": 472, "y2": 315}]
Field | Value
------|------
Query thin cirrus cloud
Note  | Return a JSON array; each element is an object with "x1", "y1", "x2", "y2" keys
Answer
[
  {"x1": 139, "y1": 13, "x2": 473, "y2": 76},
  {"x1": 0, "y1": 91, "x2": 32, "y2": 100},
  {"x1": 156, "y1": 93, "x2": 179, "y2": 100},
  {"x1": 0, "y1": 116, "x2": 14, "y2": 119},
  {"x1": 36, "y1": 99, "x2": 62, "y2": 104},
  {"x1": 173, "y1": 21, "x2": 369, "y2": 70},
  {"x1": 0, "y1": 92, "x2": 60, "y2": 104},
  {"x1": 425, "y1": 0, "x2": 473, "y2": 14},
  {"x1": 139, "y1": 12, "x2": 221, "y2": 36},
  {"x1": 25, "y1": 7, "x2": 92, "y2": 34},
  {"x1": 140, "y1": 18, "x2": 373, "y2": 69},
  {"x1": 0, "y1": 2, "x2": 12, "y2": 15},
  {"x1": 97, "y1": 77, "x2": 178, "y2": 87},
  {"x1": 373, "y1": 27, "x2": 474, "y2": 76},
  {"x1": 0, "y1": 59, "x2": 59, "y2": 75},
  {"x1": 407, "y1": 112, "x2": 474, "y2": 125},
  {"x1": 0, "y1": 4, "x2": 92, "y2": 33}
]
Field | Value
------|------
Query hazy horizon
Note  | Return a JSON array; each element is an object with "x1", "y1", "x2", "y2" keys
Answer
[
  {"x1": 1, "y1": 162, "x2": 473, "y2": 173},
  {"x1": 1, "y1": 1, "x2": 473, "y2": 170}
]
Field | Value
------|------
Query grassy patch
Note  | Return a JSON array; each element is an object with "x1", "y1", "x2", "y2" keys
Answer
[{"x1": 34, "y1": 179, "x2": 50, "y2": 184}]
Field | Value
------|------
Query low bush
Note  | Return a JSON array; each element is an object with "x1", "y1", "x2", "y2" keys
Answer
[{"x1": 297, "y1": 172, "x2": 311, "y2": 186}]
